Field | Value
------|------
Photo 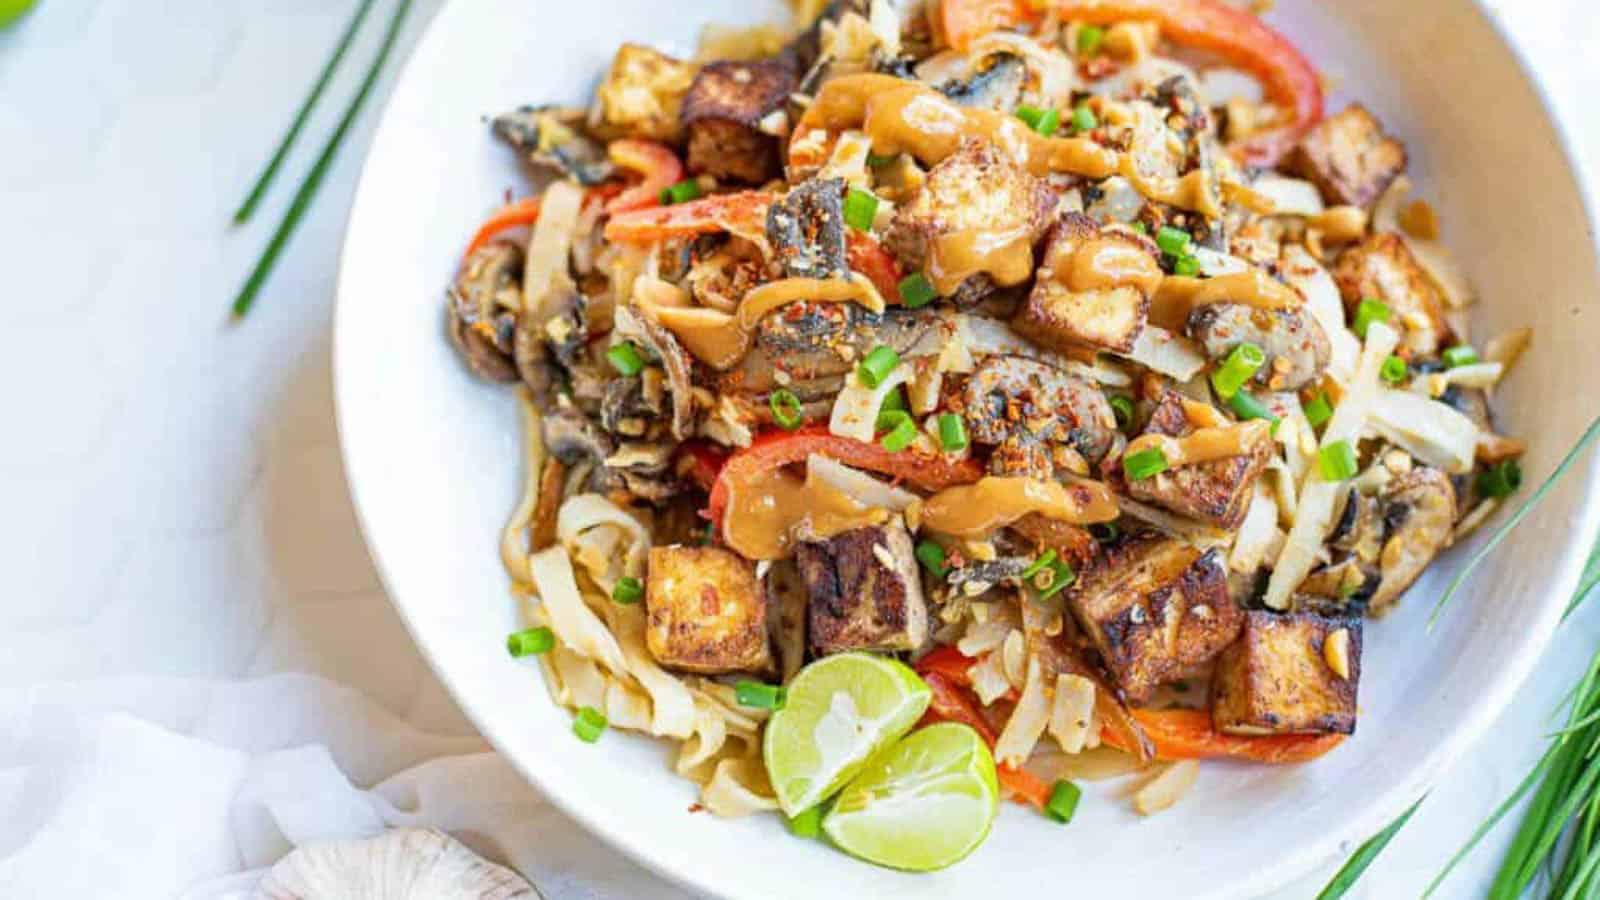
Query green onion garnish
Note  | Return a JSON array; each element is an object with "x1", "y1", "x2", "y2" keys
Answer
[
  {"x1": 1039, "y1": 558, "x2": 1076, "y2": 600},
  {"x1": 1045, "y1": 779, "x2": 1082, "y2": 824},
  {"x1": 879, "y1": 411, "x2": 918, "y2": 452},
  {"x1": 787, "y1": 806, "x2": 823, "y2": 838},
  {"x1": 1133, "y1": 221, "x2": 1149, "y2": 234},
  {"x1": 1016, "y1": 105, "x2": 1060, "y2": 135},
  {"x1": 1076, "y1": 25, "x2": 1105, "y2": 55},
  {"x1": 1021, "y1": 549, "x2": 1058, "y2": 580},
  {"x1": 658, "y1": 178, "x2": 702, "y2": 205},
  {"x1": 898, "y1": 272, "x2": 937, "y2": 309},
  {"x1": 573, "y1": 706, "x2": 608, "y2": 743},
  {"x1": 915, "y1": 539, "x2": 948, "y2": 578},
  {"x1": 1090, "y1": 521, "x2": 1120, "y2": 544},
  {"x1": 1319, "y1": 440, "x2": 1359, "y2": 481},
  {"x1": 1156, "y1": 225, "x2": 1191, "y2": 257},
  {"x1": 507, "y1": 626, "x2": 555, "y2": 658},
  {"x1": 770, "y1": 388, "x2": 803, "y2": 430},
  {"x1": 1227, "y1": 390, "x2": 1280, "y2": 429},
  {"x1": 611, "y1": 576, "x2": 644, "y2": 605},
  {"x1": 735, "y1": 680, "x2": 786, "y2": 710},
  {"x1": 843, "y1": 187, "x2": 879, "y2": 232},
  {"x1": 1443, "y1": 345, "x2": 1480, "y2": 368},
  {"x1": 1380, "y1": 355, "x2": 1408, "y2": 384},
  {"x1": 937, "y1": 413, "x2": 968, "y2": 451},
  {"x1": 1303, "y1": 392, "x2": 1334, "y2": 428},
  {"x1": 1015, "y1": 105, "x2": 1045, "y2": 130},
  {"x1": 1109, "y1": 394, "x2": 1135, "y2": 430},
  {"x1": 880, "y1": 387, "x2": 907, "y2": 413},
  {"x1": 607, "y1": 341, "x2": 645, "y2": 376},
  {"x1": 1123, "y1": 446, "x2": 1169, "y2": 481},
  {"x1": 858, "y1": 345, "x2": 900, "y2": 387},
  {"x1": 1173, "y1": 254, "x2": 1201, "y2": 276},
  {"x1": 1478, "y1": 459, "x2": 1523, "y2": 498},
  {"x1": 1353, "y1": 298, "x2": 1391, "y2": 338},
  {"x1": 1210, "y1": 342, "x2": 1266, "y2": 399},
  {"x1": 1071, "y1": 103, "x2": 1097, "y2": 134}
]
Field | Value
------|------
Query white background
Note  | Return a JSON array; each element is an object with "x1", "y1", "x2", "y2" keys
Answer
[{"x1": 0, "y1": 1, "x2": 1595, "y2": 897}]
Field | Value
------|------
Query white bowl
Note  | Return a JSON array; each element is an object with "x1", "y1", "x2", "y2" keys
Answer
[{"x1": 335, "y1": 1, "x2": 1600, "y2": 896}]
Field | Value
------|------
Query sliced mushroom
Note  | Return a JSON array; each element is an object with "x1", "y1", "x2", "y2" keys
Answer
[
  {"x1": 753, "y1": 303, "x2": 935, "y2": 381},
  {"x1": 614, "y1": 306, "x2": 697, "y2": 441},
  {"x1": 491, "y1": 105, "x2": 615, "y2": 185},
  {"x1": 446, "y1": 241, "x2": 524, "y2": 383},
  {"x1": 1368, "y1": 466, "x2": 1456, "y2": 614},
  {"x1": 600, "y1": 373, "x2": 663, "y2": 437},
  {"x1": 766, "y1": 177, "x2": 848, "y2": 280},
  {"x1": 1187, "y1": 303, "x2": 1331, "y2": 391},
  {"x1": 932, "y1": 52, "x2": 1026, "y2": 111},
  {"x1": 543, "y1": 407, "x2": 614, "y2": 465},
  {"x1": 946, "y1": 556, "x2": 1032, "y2": 596},
  {"x1": 961, "y1": 355, "x2": 1118, "y2": 465},
  {"x1": 1328, "y1": 486, "x2": 1382, "y2": 565},
  {"x1": 1294, "y1": 557, "x2": 1379, "y2": 617}
]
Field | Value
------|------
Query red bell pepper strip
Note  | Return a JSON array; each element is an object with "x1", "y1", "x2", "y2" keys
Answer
[
  {"x1": 1099, "y1": 707, "x2": 1345, "y2": 764},
  {"x1": 920, "y1": 671, "x2": 1055, "y2": 810},
  {"x1": 846, "y1": 231, "x2": 904, "y2": 301},
  {"x1": 603, "y1": 190, "x2": 775, "y2": 244},
  {"x1": 604, "y1": 139, "x2": 685, "y2": 214},
  {"x1": 463, "y1": 196, "x2": 541, "y2": 259},
  {"x1": 935, "y1": 0, "x2": 1034, "y2": 52},
  {"x1": 704, "y1": 425, "x2": 983, "y2": 532}
]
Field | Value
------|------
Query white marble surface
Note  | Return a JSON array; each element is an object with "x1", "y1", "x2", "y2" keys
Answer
[{"x1": 0, "y1": 1, "x2": 1595, "y2": 897}]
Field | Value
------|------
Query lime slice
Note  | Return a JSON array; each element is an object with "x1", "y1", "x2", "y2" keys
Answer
[
  {"x1": 822, "y1": 722, "x2": 999, "y2": 871},
  {"x1": 0, "y1": 0, "x2": 38, "y2": 28},
  {"x1": 763, "y1": 652, "x2": 931, "y2": 816}
]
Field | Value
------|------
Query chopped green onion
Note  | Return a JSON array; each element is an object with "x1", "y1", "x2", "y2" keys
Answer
[
  {"x1": 1303, "y1": 392, "x2": 1334, "y2": 428},
  {"x1": 1123, "y1": 446, "x2": 1169, "y2": 481},
  {"x1": 787, "y1": 806, "x2": 823, "y2": 838},
  {"x1": 915, "y1": 539, "x2": 948, "y2": 578},
  {"x1": 879, "y1": 411, "x2": 918, "y2": 452},
  {"x1": 735, "y1": 681, "x2": 786, "y2": 710},
  {"x1": 606, "y1": 341, "x2": 645, "y2": 376},
  {"x1": 1172, "y1": 254, "x2": 1201, "y2": 276},
  {"x1": 769, "y1": 388, "x2": 803, "y2": 430},
  {"x1": 880, "y1": 387, "x2": 907, "y2": 413},
  {"x1": 1090, "y1": 521, "x2": 1120, "y2": 544},
  {"x1": 611, "y1": 576, "x2": 644, "y2": 604},
  {"x1": 1132, "y1": 221, "x2": 1149, "y2": 234},
  {"x1": 1227, "y1": 390, "x2": 1280, "y2": 429},
  {"x1": 1071, "y1": 103, "x2": 1097, "y2": 133},
  {"x1": 1015, "y1": 105, "x2": 1046, "y2": 130},
  {"x1": 1156, "y1": 225, "x2": 1192, "y2": 257},
  {"x1": 937, "y1": 413, "x2": 968, "y2": 451},
  {"x1": 898, "y1": 272, "x2": 937, "y2": 309},
  {"x1": 1045, "y1": 779, "x2": 1082, "y2": 824},
  {"x1": 1076, "y1": 24, "x2": 1105, "y2": 55},
  {"x1": 1109, "y1": 394, "x2": 1135, "y2": 430},
  {"x1": 857, "y1": 345, "x2": 901, "y2": 387},
  {"x1": 1353, "y1": 298, "x2": 1391, "y2": 338},
  {"x1": 1478, "y1": 459, "x2": 1523, "y2": 498},
  {"x1": 1016, "y1": 105, "x2": 1060, "y2": 135},
  {"x1": 866, "y1": 152, "x2": 896, "y2": 167},
  {"x1": 1443, "y1": 344, "x2": 1480, "y2": 368},
  {"x1": 1039, "y1": 558, "x2": 1076, "y2": 600},
  {"x1": 843, "y1": 187, "x2": 879, "y2": 231},
  {"x1": 506, "y1": 626, "x2": 555, "y2": 658},
  {"x1": 1020, "y1": 549, "x2": 1058, "y2": 580},
  {"x1": 1380, "y1": 355, "x2": 1408, "y2": 384},
  {"x1": 573, "y1": 706, "x2": 608, "y2": 743},
  {"x1": 658, "y1": 178, "x2": 701, "y2": 205},
  {"x1": 1319, "y1": 440, "x2": 1359, "y2": 481},
  {"x1": 1210, "y1": 342, "x2": 1266, "y2": 399}
]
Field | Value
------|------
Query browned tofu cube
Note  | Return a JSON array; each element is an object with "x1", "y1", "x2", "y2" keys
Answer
[
  {"x1": 1066, "y1": 533, "x2": 1242, "y2": 702},
  {"x1": 1212, "y1": 610, "x2": 1362, "y2": 735},
  {"x1": 645, "y1": 545, "x2": 774, "y2": 675},
  {"x1": 681, "y1": 58, "x2": 797, "y2": 184},
  {"x1": 1125, "y1": 391, "x2": 1273, "y2": 529},
  {"x1": 1285, "y1": 104, "x2": 1407, "y2": 208},
  {"x1": 1331, "y1": 232, "x2": 1449, "y2": 356},
  {"x1": 591, "y1": 43, "x2": 697, "y2": 143},
  {"x1": 882, "y1": 139, "x2": 1056, "y2": 304},
  {"x1": 794, "y1": 519, "x2": 928, "y2": 656},
  {"x1": 1013, "y1": 214, "x2": 1156, "y2": 354}
]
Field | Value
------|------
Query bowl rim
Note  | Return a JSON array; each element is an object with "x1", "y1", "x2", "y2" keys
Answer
[{"x1": 332, "y1": 2, "x2": 1600, "y2": 896}]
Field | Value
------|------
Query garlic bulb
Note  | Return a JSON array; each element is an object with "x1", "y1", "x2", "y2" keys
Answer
[{"x1": 257, "y1": 828, "x2": 540, "y2": 899}]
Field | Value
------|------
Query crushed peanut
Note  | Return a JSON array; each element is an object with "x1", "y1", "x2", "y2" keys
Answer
[{"x1": 1324, "y1": 628, "x2": 1352, "y2": 680}]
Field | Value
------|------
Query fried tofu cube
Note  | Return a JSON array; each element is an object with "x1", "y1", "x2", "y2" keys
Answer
[
  {"x1": 681, "y1": 58, "x2": 797, "y2": 184},
  {"x1": 645, "y1": 545, "x2": 774, "y2": 675},
  {"x1": 1212, "y1": 610, "x2": 1362, "y2": 735},
  {"x1": 1125, "y1": 391, "x2": 1274, "y2": 529},
  {"x1": 592, "y1": 43, "x2": 698, "y2": 143},
  {"x1": 794, "y1": 519, "x2": 928, "y2": 656},
  {"x1": 1067, "y1": 534, "x2": 1241, "y2": 702},
  {"x1": 1285, "y1": 104, "x2": 1407, "y2": 208},
  {"x1": 882, "y1": 139, "x2": 1056, "y2": 303},
  {"x1": 1013, "y1": 213, "x2": 1155, "y2": 354},
  {"x1": 1331, "y1": 232, "x2": 1449, "y2": 356}
]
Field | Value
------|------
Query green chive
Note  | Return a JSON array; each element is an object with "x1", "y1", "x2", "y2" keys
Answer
[
  {"x1": 573, "y1": 706, "x2": 608, "y2": 743},
  {"x1": 1040, "y1": 558, "x2": 1076, "y2": 600},
  {"x1": 857, "y1": 345, "x2": 900, "y2": 387},
  {"x1": 1071, "y1": 103, "x2": 1097, "y2": 134},
  {"x1": 607, "y1": 342, "x2": 646, "y2": 376},
  {"x1": 879, "y1": 411, "x2": 918, "y2": 452},
  {"x1": 1319, "y1": 440, "x2": 1359, "y2": 481},
  {"x1": 1045, "y1": 779, "x2": 1082, "y2": 824},
  {"x1": 611, "y1": 576, "x2": 644, "y2": 605},
  {"x1": 1210, "y1": 342, "x2": 1266, "y2": 399},
  {"x1": 880, "y1": 387, "x2": 907, "y2": 413},
  {"x1": 1318, "y1": 796, "x2": 1425, "y2": 899},
  {"x1": 769, "y1": 388, "x2": 803, "y2": 430},
  {"x1": 1021, "y1": 549, "x2": 1058, "y2": 580},
  {"x1": 1173, "y1": 254, "x2": 1200, "y2": 276},
  {"x1": 1478, "y1": 459, "x2": 1523, "y2": 498},
  {"x1": 1076, "y1": 25, "x2": 1105, "y2": 55},
  {"x1": 1353, "y1": 298, "x2": 1391, "y2": 338},
  {"x1": 1380, "y1": 355, "x2": 1408, "y2": 384},
  {"x1": 916, "y1": 539, "x2": 948, "y2": 578},
  {"x1": 1123, "y1": 446, "x2": 1169, "y2": 481},
  {"x1": 1015, "y1": 104, "x2": 1061, "y2": 134},
  {"x1": 787, "y1": 806, "x2": 823, "y2": 838},
  {"x1": 1443, "y1": 344, "x2": 1480, "y2": 368},
  {"x1": 658, "y1": 179, "x2": 702, "y2": 205},
  {"x1": 898, "y1": 272, "x2": 937, "y2": 309},
  {"x1": 1090, "y1": 521, "x2": 1120, "y2": 544},
  {"x1": 843, "y1": 187, "x2": 879, "y2": 231},
  {"x1": 937, "y1": 413, "x2": 968, "y2": 451},
  {"x1": 1156, "y1": 225, "x2": 1191, "y2": 257},
  {"x1": 233, "y1": 0, "x2": 379, "y2": 223},
  {"x1": 1303, "y1": 393, "x2": 1334, "y2": 428},
  {"x1": 1109, "y1": 394, "x2": 1135, "y2": 430},
  {"x1": 735, "y1": 681, "x2": 786, "y2": 710},
  {"x1": 1228, "y1": 390, "x2": 1280, "y2": 429},
  {"x1": 230, "y1": 0, "x2": 415, "y2": 319},
  {"x1": 507, "y1": 626, "x2": 555, "y2": 658},
  {"x1": 876, "y1": 409, "x2": 910, "y2": 432}
]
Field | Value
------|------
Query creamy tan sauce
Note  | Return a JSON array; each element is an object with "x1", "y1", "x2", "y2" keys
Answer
[
  {"x1": 1148, "y1": 270, "x2": 1303, "y2": 330},
  {"x1": 1053, "y1": 236, "x2": 1164, "y2": 294},
  {"x1": 1307, "y1": 205, "x2": 1368, "y2": 243},
  {"x1": 722, "y1": 465, "x2": 887, "y2": 560},
  {"x1": 736, "y1": 274, "x2": 884, "y2": 329},
  {"x1": 1125, "y1": 419, "x2": 1270, "y2": 467},
  {"x1": 641, "y1": 304, "x2": 751, "y2": 371},
  {"x1": 914, "y1": 476, "x2": 1118, "y2": 537},
  {"x1": 1119, "y1": 156, "x2": 1223, "y2": 220},
  {"x1": 928, "y1": 227, "x2": 1035, "y2": 294}
]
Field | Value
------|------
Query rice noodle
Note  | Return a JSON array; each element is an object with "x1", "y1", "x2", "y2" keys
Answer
[
  {"x1": 1133, "y1": 760, "x2": 1199, "y2": 815},
  {"x1": 1048, "y1": 674, "x2": 1097, "y2": 754},
  {"x1": 829, "y1": 362, "x2": 909, "y2": 441},
  {"x1": 995, "y1": 654, "x2": 1051, "y2": 767},
  {"x1": 1368, "y1": 389, "x2": 1480, "y2": 474},
  {"x1": 529, "y1": 545, "x2": 630, "y2": 674},
  {"x1": 501, "y1": 388, "x2": 547, "y2": 586},
  {"x1": 807, "y1": 454, "x2": 919, "y2": 510}
]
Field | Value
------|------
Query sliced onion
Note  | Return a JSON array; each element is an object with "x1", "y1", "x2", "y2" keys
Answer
[
  {"x1": 1228, "y1": 483, "x2": 1279, "y2": 574},
  {"x1": 828, "y1": 362, "x2": 909, "y2": 442},
  {"x1": 1117, "y1": 326, "x2": 1207, "y2": 382},
  {"x1": 1369, "y1": 388, "x2": 1480, "y2": 474},
  {"x1": 995, "y1": 654, "x2": 1051, "y2": 767},
  {"x1": 1048, "y1": 673, "x2": 1098, "y2": 754},
  {"x1": 1250, "y1": 173, "x2": 1325, "y2": 217},
  {"x1": 1198, "y1": 66, "x2": 1263, "y2": 105},
  {"x1": 522, "y1": 179, "x2": 584, "y2": 314},
  {"x1": 1280, "y1": 244, "x2": 1360, "y2": 384},
  {"x1": 805, "y1": 453, "x2": 919, "y2": 510}
]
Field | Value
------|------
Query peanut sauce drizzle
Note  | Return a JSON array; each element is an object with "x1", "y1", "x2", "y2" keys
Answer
[
  {"x1": 1125, "y1": 419, "x2": 1271, "y2": 468},
  {"x1": 1148, "y1": 270, "x2": 1303, "y2": 331},
  {"x1": 722, "y1": 464, "x2": 888, "y2": 560},
  {"x1": 911, "y1": 476, "x2": 1118, "y2": 538}
]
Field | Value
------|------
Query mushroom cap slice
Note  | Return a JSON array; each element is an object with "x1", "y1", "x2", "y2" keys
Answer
[
  {"x1": 1368, "y1": 466, "x2": 1457, "y2": 614},
  {"x1": 258, "y1": 828, "x2": 540, "y2": 900}
]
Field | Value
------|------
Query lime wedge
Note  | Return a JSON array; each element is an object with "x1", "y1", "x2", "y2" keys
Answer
[
  {"x1": 822, "y1": 722, "x2": 999, "y2": 871},
  {"x1": 763, "y1": 652, "x2": 931, "y2": 816}
]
